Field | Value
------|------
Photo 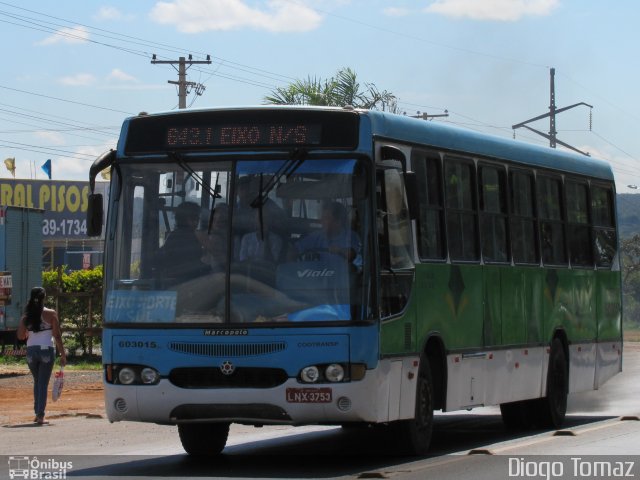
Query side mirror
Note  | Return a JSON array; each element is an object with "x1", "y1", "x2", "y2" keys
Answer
[{"x1": 87, "y1": 193, "x2": 104, "y2": 237}]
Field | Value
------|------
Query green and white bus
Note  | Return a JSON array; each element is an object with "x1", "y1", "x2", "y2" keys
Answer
[{"x1": 88, "y1": 106, "x2": 622, "y2": 456}]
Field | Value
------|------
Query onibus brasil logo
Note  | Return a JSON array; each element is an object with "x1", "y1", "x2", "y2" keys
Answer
[{"x1": 8, "y1": 456, "x2": 73, "y2": 479}]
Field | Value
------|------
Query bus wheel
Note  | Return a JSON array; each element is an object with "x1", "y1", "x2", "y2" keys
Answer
[
  {"x1": 178, "y1": 422, "x2": 230, "y2": 456},
  {"x1": 392, "y1": 355, "x2": 434, "y2": 456},
  {"x1": 535, "y1": 338, "x2": 568, "y2": 429}
]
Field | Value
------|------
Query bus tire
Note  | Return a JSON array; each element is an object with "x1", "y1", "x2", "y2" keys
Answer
[
  {"x1": 392, "y1": 355, "x2": 434, "y2": 455},
  {"x1": 178, "y1": 422, "x2": 230, "y2": 456},
  {"x1": 535, "y1": 338, "x2": 568, "y2": 429}
]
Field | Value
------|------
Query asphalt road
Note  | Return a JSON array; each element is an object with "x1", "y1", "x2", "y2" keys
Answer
[{"x1": 1, "y1": 345, "x2": 639, "y2": 480}]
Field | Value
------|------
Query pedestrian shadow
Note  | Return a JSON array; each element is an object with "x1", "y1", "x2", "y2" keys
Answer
[
  {"x1": 3, "y1": 421, "x2": 52, "y2": 428},
  {"x1": 0, "y1": 372, "x2": 28, "y2": 379}
]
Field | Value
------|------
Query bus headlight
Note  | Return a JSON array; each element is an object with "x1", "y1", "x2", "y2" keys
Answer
[
  {"x1": 301, "y1": 366, "x2": 320, "y2": 383},
  {"x1": 118, "y1": 367, "x2": 136, "y2": 385},
  {"x1": 141, "y1": 368, "x2": 159, "y2": 384},
  {"x1": 325, "y1": 364, "x2": 345, "y2": 382},
  {"x1": 107, "y1": 365, "x2": 161, "y2": 385}
]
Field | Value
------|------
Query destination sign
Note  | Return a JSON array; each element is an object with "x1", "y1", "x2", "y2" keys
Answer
[
  {"x1": 124, "y1": 109, "x2": 359, "y2": 154},
  {"x1": 166, "y1": 123, "x2": 322, "y2": 148}
]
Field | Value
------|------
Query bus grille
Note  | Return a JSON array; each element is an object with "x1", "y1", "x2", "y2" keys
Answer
[
  {"x1": 169, "y1": 367, "x2": 288, "y2": 389},
  {"x1": 168, "y1": 341, "x2": 286, "y2": 357}
]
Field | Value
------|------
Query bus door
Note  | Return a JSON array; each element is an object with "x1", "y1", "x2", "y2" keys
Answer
[{"x1": 377, "y1": 146, "x2": 416, "y2": 353}]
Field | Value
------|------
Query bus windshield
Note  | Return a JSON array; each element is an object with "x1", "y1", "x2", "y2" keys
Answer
[{"x1": 105, "y1": 156, "x2": 374, "y2": 325}]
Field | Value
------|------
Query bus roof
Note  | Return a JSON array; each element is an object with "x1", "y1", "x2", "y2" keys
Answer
[
  {"x1": 120, "y1": 106, "x2": 613, "y2": 182},
  {"x1": 363, "y1": 109, "x2": 614, "y2": 181}
]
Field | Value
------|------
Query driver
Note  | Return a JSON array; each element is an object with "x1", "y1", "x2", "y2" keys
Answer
[
  {"x1": 159, "y1": 201, "x2": 210, "y2": 280},
  {"x1": 294, "y1": 201, "x2": 361, "y2": 265}
]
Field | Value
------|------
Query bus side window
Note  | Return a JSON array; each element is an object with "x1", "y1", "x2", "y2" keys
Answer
[
  {"x1": 537, "y1": 175, "x2": 567, "y2": 265},
  {"x1": 591, "y1": 184, "x2": 617, "y2": 268},
  {"x1": 479, "y1": 164, "x2": 508, "y2": 263},
  {"x1": 413, "y1": 151, "x2": 446, "y2": 260},
  {"x1": 566, "y1": 180, "x2": 593, "y2": 267},
  {"x1": 444, "y1": 157, "x2": 479, "y2": 261},
  {"x1": 510, "y1": 170, "x2": 538, "y2": 264}
]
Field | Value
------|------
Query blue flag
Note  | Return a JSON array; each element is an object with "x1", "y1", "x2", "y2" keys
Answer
[{"x1": 41, "y1": 159, "x2": 52, "y2": 179}]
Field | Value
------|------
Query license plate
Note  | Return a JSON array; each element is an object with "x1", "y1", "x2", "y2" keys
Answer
[{"x1": 286, "y1": 387, "x2": 332, "y2": 403}]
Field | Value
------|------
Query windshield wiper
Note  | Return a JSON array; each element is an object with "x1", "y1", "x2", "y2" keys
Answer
[
  {"x1": 169, "y1": 151, "x2": 221, "y2": 200},
  {"x1": 168, "y1": 152, "x2": 224, "y2": 234},
  {"x1": 249, "y1": 148, "x2": 307, "y2": 208}
]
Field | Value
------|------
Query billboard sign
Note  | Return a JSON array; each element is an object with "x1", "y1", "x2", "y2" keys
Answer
[{"x1": 0, "y1": 179, "x2": 109, "y2": 239}]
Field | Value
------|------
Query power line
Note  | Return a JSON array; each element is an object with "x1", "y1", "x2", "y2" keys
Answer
[
  {"x1": 0, "y1": 1, "x2": 297, "y2": 83},
  {"x1": 0, "y1": 84, "x2": 134, "y2": 115},
  {"x1": 0, "y1": 140, "x2": 98, "y2": 160},
  {"x1": 0, "y1": 101, "x2": 119, "y2": 131},
  {"x1": 0, "y1": 106, "x2": 117, "y2": 136},
  {"x1": 0, "y1": 0, "x2": 638, "y2": 184},
  {"x1": 0, "y1": 2, "x2": 293, "y2": 89}
]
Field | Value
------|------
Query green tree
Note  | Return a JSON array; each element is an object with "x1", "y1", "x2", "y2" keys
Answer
[
  {"x1": 43, "y1": 266, "x2": 103, "y2": 356},
  {"x1": 264, "y1": 67, "x2": 398, "y2": 112},
  {"x1": 622, "y1": 234, "x2": 640, "y2": 325}
]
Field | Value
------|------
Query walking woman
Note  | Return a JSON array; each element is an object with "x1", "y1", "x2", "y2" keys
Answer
[{"x1": 17, "y1": 287, "x2": 66, "y2": 425}]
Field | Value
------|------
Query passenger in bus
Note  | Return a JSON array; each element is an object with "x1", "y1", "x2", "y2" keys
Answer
[
  {"x1": 239, "y1": 203, "x2": 286, "y2": 263},
  {"x1": 234, "y1": 175, "x2": 281, "y2": 234},
  {"x1": 294, "y1": 201, "x2": 361, "y2": 265},
  {"x1": 233, "y1": 176, "x2": 256, "y2": 236},
  {"x1": 234, "y1": 203, "x2": 288, "y2": 287},
  {"x1": 159, "y1": 201, "x2": 210, "y2": 280}
]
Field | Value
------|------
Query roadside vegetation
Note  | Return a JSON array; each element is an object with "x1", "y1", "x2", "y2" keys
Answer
[{"x1": 0, "y1": 353, "x2": 102, "y2": 370}]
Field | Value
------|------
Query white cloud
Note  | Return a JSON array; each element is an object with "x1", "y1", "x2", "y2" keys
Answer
[
  {"x1": 424, "y1": 0, "x2": 559, "y2": 21},
  {"x1": 58, "y1": 73, "x2": 97, "y2": 87},
  {"x1": 149, "y1": 0, "x2": 323, "y2": 33},
  {"x1": 94, "y1": 6, "x2": 135, "y2": 21},
  {"x1": 383, "y1": 7, "x2": 411, "y2": 17},
  {"x1": 36, "y1": 26, "x2": 90, "y2": 45},
  {"x1": 107, "y1": 68, "x2": 138, "y2": 83},
  {"x1": 35, "y1": 131, "x2": 66, "y2": 146},
  {"x1": 50, "y1": 141, "x2": 116, "y2": 181}
]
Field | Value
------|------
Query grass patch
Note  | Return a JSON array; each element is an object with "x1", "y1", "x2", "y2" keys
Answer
[
  {"x1": 66, "y1": 355, "x2": 103, "y2": 370},
  {"x1": 0, "y1": 353, "x2": 26, "y2": 368},
  {"x1": 0, "y1": 351, "x2": 102, "y2": 370}
]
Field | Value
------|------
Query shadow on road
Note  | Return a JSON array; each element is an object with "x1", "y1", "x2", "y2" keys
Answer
[{"x1": 71, "y1": 412, "x2": 616, "y2": 478}]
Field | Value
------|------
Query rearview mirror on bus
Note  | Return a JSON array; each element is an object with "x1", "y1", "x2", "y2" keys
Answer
[{"x1": 87, "y1": 193, "x2": 104, "y2": 237}]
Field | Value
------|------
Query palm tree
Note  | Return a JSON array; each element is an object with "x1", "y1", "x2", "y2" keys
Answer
[{"x1": 264, "y1": 67, "x2": 398, "y2": 112}]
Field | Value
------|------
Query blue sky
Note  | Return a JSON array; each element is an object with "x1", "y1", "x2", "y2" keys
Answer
[{"x1": 0, "y1": 0, "x2": 638, "y2": 193}]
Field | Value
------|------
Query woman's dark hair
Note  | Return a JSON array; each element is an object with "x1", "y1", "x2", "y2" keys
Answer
[{"x1": 24, "y1": 286, "x2": 46, "y2": 332}]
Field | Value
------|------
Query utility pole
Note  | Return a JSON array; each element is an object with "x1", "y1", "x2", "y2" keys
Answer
[
  {"x1": 512, "y1": 67, "x2": 593, "y2": 156},
  {"x1": 410, "y1": 110, "x2": 449, "y2": 120},
  {"x1": 151, "y1": 54, "x2": 212, "y2": 109}
]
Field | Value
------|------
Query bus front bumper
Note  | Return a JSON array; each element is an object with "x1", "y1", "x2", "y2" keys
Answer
[{"x1": 104, "y1": 357, "x2": 419, "y2": 426}]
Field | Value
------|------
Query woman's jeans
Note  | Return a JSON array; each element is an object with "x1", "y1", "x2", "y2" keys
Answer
[{"x1": 26, "y1": 346, "x2": 55, "y2": 418}]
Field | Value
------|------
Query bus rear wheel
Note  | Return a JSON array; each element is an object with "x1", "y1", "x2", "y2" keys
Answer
[
  {"x1": 178, "y1": 422, "x2": 230, "y2": 456},
  {"x1": 392, "y1": 355, "x2": 434, "y2": 456},
  {"x1": 534, "y1": 338, "x2": 568, "y2": 429}
]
